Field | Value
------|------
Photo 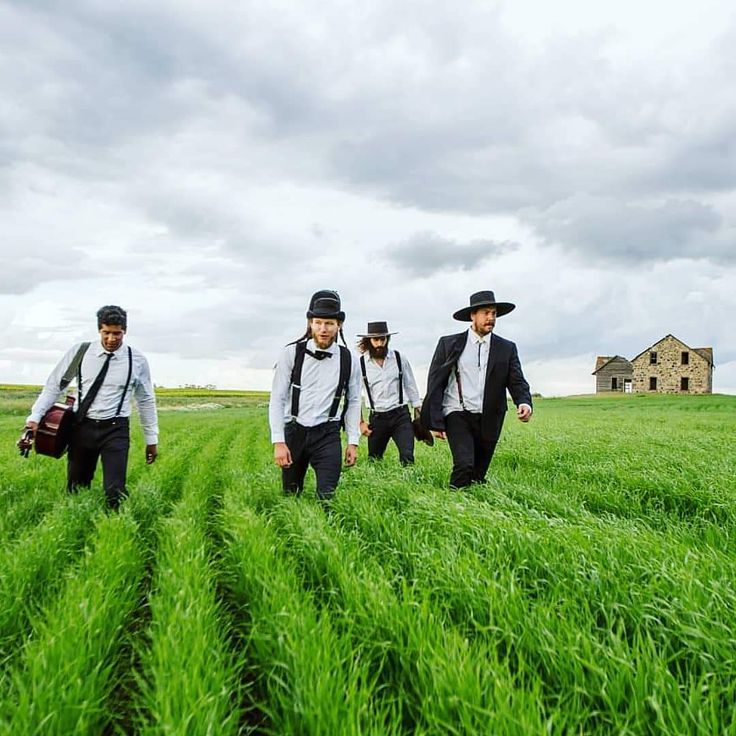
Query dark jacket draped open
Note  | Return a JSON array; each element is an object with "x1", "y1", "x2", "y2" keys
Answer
[{"x1": 420, "y1": 331, "x2": 532, "y2": 441}]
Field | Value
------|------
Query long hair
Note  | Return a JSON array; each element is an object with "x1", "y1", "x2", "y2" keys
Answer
[{"x1": 357, "y1": 335, "x2": 390, "y2": 356}]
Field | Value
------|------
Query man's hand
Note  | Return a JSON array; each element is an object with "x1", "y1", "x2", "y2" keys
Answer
[
  {"x1": 360, "y1": 420, "x2": 372, "y2": 437},
  {"x1": 432, "y1": 430, "x2": 447, "y2": 441},
  {"x1": 274, "y1": 442, "x2": 292, "y2": 468},
  {"x1": 517, "y1": 404, "x2": 532, "y2": 423},
  {"x1": 344, "y1": 444, "x2": 358, "y2": 467},
  {"x1": 145, "y1": 444, "x2": 158, "y2": 464},
  {"x1": 25, "y1": 421, "x2": 38, "y2": 436}
]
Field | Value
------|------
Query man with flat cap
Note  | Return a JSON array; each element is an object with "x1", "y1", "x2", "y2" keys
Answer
[
  {"x1": 269, "y1": 290, "x2": 362, "y2": 501},
  {"x1": 357, "y1": 321, "x2": 423, "y2": 466},
  {"x1": 421, "y1": 290, "x2": 532, "y2": 489}
]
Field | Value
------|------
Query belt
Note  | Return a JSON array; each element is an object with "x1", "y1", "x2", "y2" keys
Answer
[
  {"x1": 370, "y1": 405, "x2": 408, "y2": 419},
  {"x1": 81, "y1": 415, "x2": 129, "y2": 426}
]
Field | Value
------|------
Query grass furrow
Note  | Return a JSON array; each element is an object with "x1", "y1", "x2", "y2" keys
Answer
[
  {"x1": 0, "y1": 493, "x2": 100, "y2": 661},
  {"x1": 0, "y1": 513, "x2": 145, "y2": 735},
  {"x1": 218, "y1": 485, "x2": 395, "y2": 735},
  {"x1": 134, "y1": 426, "x2": 242, "y2": 735}
]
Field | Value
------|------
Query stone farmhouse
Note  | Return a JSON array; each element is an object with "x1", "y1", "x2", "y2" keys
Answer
[{"x1": 593, "y1": 334, "x2": 714, "y2": 394}]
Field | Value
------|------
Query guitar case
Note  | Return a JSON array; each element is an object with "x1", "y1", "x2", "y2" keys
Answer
[{"x1": 35, "y1": 396, "x2": 76, "y2": 458}]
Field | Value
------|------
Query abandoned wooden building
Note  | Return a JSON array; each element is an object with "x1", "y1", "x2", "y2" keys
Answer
[{"x1": 593, "y1": 334, "x2": 714, "y2": 394}]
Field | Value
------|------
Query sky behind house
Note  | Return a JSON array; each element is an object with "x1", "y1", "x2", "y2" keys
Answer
[{"x1": 2, "y1": 0, "x2": 735, "y2": 395}]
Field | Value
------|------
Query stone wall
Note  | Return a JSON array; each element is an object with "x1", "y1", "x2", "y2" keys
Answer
[{"x1": 631, "y1": 335, "x2": 712, "y2": 394}]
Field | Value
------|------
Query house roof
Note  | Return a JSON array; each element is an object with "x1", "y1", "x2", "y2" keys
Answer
[
  {"x1": 592, "y1": 355, "x2": 632, "y2": 375},
  {"x1": 631, "y1": 334, "x2": 714, "y2": 366},
  {"x1": 694, "y1": 347, "x2": 715, "y2": 366}
]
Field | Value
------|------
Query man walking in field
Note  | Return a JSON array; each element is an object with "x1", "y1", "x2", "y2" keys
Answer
[
  {"x1": 269, "y1": 290, "x2": 362, "y2": 501},
  {"x1": 357, "y1": 321, "x2": 423, "y2": 466},
  {"x1": 421, "y1": 290, "x2": 532, "y2": 489},
  {"x1": 25, "y1": 305, "x2": 158, "y2": 509}
]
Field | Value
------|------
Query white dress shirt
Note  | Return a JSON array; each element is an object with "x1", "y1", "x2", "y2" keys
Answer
[
  {"x1": 28, "y1": 341, "x2": 159, "y2": 444},
  {"x1": 269, "y1": 339, "x2": 362, "y2": 445},
  {"x1": 361, "y1": 348, "x2": 421, "y2": 412},
  {"x1": 442, "y1": 328, "x2": 490, "y2": 415}
]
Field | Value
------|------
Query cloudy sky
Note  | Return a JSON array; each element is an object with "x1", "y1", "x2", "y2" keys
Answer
[{"x1": 2, "y1": 0, "x2": 735, "y2": 395}]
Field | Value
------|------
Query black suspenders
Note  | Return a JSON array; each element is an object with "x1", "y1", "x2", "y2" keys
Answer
[
  {"x1": 78, "y1": 345, "x2": 133, "y2": 417},
  {"x1": 360, "y1": 351, "x2": 404, "y2": 413},
  {"x1": 290, "y1": 342, "x2": 351, "y2": 422}
]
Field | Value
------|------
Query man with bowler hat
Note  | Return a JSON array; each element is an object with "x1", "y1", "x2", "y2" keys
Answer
[
  {"x1": 357, "y1": 321, "x2": 422, "y2": 466},
  {"x1": 269, "y1": 290, "x2": 362, "y2": 501},
  {"x1": 421, "y1": 291, "x2": 532, "y2": 489}
]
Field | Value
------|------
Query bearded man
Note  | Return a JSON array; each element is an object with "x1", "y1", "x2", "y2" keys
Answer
[
  {"x1": 357, "y1": 322, "x2": 422, "y2": 466},
  {"x1": 268, "y1": 290, "x2": 362, "y2": 501},
  {"x1": 421, "y1": 291, "x2": 532, "y2": 489}
]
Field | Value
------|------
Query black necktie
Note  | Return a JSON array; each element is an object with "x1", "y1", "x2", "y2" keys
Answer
[
  {"x1": 307, "y1": 349, "x2": 333, "y2": 360},
  {"x1": 77, "y1": 353, "x2": 113, "y2": 421}
]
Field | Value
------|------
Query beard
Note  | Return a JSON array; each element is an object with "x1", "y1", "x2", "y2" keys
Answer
[{"x1": 368, "y1": 343, "x2": 388, "y2": 359}]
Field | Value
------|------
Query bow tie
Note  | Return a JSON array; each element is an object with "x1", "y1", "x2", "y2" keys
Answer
[{"x1": 307, "y1": 348, "x2": 333, "y2": 360}]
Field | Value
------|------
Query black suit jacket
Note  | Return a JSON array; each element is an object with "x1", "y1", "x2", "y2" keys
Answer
[{"x1": 420, "y1": 331, "x2": 532, "y2": 440}]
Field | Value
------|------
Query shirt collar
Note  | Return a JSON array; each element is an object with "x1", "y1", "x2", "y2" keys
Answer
[
  {"x1": 307, "y1": 338, "x2": 338, "y2": 354},
  {"x1": 95, "y1": 344, "x2": 123, "y2": 357},
  {"x1": 468, "y1": 328, "x2": 489, "y2": 345}
]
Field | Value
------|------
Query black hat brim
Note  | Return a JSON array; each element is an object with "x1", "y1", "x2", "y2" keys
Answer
[
  {"x1": 356, "y1": 331, "x2": 398, "y2": 338},
  {"x1": 453, "y1": 302, "x2": 515, "y2": 321}
]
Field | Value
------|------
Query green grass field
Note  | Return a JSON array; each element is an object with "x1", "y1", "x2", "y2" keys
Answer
[{"x1": 0, "y1": 388, "x2": 735, "y2": 734}]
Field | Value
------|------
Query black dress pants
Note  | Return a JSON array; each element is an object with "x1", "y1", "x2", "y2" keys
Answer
[
  {"x1": 67, "y1": 417, "x2": 130, "y2": 509},
  {"x1": 368, "y1": 405, "x2": 415, "y2": 465},
  {"x1": 282, "y1": 420, "x2": 342, "y2": 500},
  {"x1": 445, "y1": 411, "x2": 500, "y2": 489}
]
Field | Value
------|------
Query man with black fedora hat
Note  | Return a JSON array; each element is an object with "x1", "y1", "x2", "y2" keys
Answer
[
  {"x1": 357, "y1": 321, "x2": 424, "y2": 466},
  {"x1": 421, "y1": 290, "x2": 532, "y2": 489},
  {"x1": 269, "y1": 290, "x2": 362, "y2": 501}
]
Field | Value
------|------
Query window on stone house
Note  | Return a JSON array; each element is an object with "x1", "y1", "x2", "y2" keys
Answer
[
  {"x1": 611, "y1": 377, "x2": 618, "y2": 390},
  {"x1": 650, "y1": 352, "x2": 658, "y2": 365},
  {"x1": 681, "y1": 377, "x2": 689, "y2": 391},
  {"x1": 681, "y1": 351, "x2": 689, "y2": 365},
  {"x1": 649, "y1": 376, "x2": 657, "y2": 390}
]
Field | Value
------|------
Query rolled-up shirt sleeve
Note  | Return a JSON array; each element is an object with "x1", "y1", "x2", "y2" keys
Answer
[
  {"x1": 133, "y1": 355, "x2": 159, "y2": 444},
  {"x1": 27, "y1": 344, "x2": 80, "y2": 424}
]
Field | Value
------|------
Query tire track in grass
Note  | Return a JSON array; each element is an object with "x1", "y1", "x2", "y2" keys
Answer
[
  {"x1": 218, "y1": 485, "x2": 392, "y2": 736},
  {"x1": 0, "y1": 512, "x2": 145, "y2": 735},
  {"x1": 133, "y1": 423, "x2": 243, "y2": 735},
  {"x1": 268, "y1": 499, "x2": 545, "y2": 735}
]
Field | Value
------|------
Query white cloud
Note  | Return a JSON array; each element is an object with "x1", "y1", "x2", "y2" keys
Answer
[{"x1": 1, "y1": 0, "x2": 734, "y2": 393}]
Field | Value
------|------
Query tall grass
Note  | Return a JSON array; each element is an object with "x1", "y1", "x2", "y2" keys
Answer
[{"x1": 0, "y1": 393, "x2": 735, "y2": 733}]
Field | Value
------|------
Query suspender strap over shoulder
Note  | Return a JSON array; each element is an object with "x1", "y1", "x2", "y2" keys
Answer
[
  {"x1": 115, "y1": 346, "x2": 133, "y2": 418},
  {"x1": 290, "y1": 341, "x2": 308, "y2": 420},
  {"x1": 359, "y1": 354, "x2": 374, "y2": 412},
  {"x1": 329, "y1": 346, "x2": 351, "y2": 420},
  {"x1": 395, "y1": 350, "x2": 403, "y2": 406},
  {"x1": 454, "y1": 363, "x2": 466, "y2": 410},
  {"x1": 289, "y1": 342, "x2": 351, "y2": 423}
]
